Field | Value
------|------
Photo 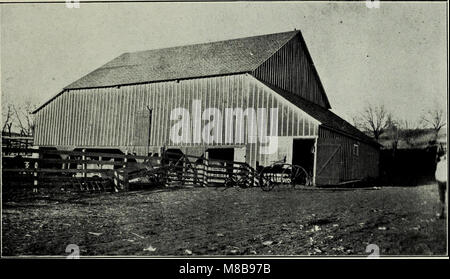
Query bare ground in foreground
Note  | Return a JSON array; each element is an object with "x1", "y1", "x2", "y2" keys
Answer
[{"x1": 2, "y1": 184, "x2": 447, "y2": 256}]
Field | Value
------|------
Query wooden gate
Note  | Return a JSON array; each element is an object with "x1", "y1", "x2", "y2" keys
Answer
[{"x1": 315, "y1": 138, "x2": 342, "y2": 185}]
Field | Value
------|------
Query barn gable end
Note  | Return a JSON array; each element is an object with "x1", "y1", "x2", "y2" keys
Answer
[{"x1": 252, "y1": 32, "x2": 331, "y2": 109}]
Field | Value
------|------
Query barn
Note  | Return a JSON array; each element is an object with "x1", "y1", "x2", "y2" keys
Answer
[{"x1": 32, "y1": 30, "x2": 380, "y2": 185}]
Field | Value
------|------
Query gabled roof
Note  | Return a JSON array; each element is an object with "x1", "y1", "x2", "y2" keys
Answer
[
  {"x1": 33, "y1": 30, "x2": 331, "y2": 114},
  {"x1": 65, "y1": 31, "x2": 299, "y2": 90},
  {"x1": 261, "y1": 81, "x2": 380, "y2": 147}
]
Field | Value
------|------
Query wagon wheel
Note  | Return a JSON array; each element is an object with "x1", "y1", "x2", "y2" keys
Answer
[
  {"x1": 237, "y1": 171, "x2": 252, "y2": 188},
  {"x1": 260, "y1": 174, "x2": 275, "y2": 191},
  {"x1": 224, "y1": 175, "x2": 236, "y2": 188},
  {"x1": 225, "y1": 166, "x2": 250, "y2": 189},
  {"x1": 231, "y1": 165, "x2": 248, "y2": 188},
  {"x1": 280, "y1": 164, "x2": 294, "y2": 185},
  {"x1": 152, "y1": 168, "x2": 168, "y2": 186},
  {"x1": 291, "y1": 165, "x2": 311, "y2": 188},
  {"x1": 260, "y1": 167, "x2": 276, "y2": 191},
  {"x1": 224, "y1": 174, "x2": 240, "y2": 189}
]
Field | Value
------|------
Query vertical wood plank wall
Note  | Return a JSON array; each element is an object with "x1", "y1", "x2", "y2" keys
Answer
[
  {"x1": 318, "y1": 127, "x2": 380, "y2": 182},
  {"x1": 34, "y1": 74, "x2": 318, "y2": 167},
  {"x1": 252, "y1": 33, "x2": 328, "y2": 109}
]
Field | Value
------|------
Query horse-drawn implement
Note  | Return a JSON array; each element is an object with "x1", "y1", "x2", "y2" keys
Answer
[{"x1": 258, "y1": 160, "x2": 312, "y2": 191}]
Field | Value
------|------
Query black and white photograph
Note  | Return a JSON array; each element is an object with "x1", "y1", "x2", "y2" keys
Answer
[{"x1": 0, "y1": 0, "x2": 448, "y2": 260}]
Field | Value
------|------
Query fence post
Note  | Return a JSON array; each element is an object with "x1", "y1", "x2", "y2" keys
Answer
[
  {"x1": 33, "y1": 161, "x2": 38, "y2": 193},
  {"x1": 123, "y1": 150, "x2": 128, "y2": 168},
  {"x1": 251, "y1": 167, "x2": 255, "y2": 187},
  {"x1": 123, "y1": 150, "x2": 129, "y2": 191},
  {"x1": 182, "y1": 156, "x2": 186, "y2": 185},
  {"x1": 82, "y1": 148, "x2": 86, "y2": 178},
  {"x1": 204, "y1": 151, "x2": 209, "y2": 187},
  {"x1": 113, "y1": 170, "x2": 119, "y2": 192}
]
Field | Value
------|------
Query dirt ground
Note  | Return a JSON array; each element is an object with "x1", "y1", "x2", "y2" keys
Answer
[{"x1": 1, "y1": 184, "x2": 447, "y2": 256}]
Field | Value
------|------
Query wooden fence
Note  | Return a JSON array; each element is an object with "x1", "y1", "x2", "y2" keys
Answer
[
  {"x1": 1, "y1": 147, "x2": 259, "y2": 192},
  {"x1": 2, "y1": 136, "x2": 34, "y2": 151}
]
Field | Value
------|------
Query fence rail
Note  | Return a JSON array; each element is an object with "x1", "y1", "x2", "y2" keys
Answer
[
  {"x1": 2, "y1": 147, "x2": 260, "y2": 192},
  {"x1": 2, "y1": 136, "x2": 33, "y2": 150}
]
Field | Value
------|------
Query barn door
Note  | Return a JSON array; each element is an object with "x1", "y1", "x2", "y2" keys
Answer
[
  {"x1": 315, "y1": 138, "x2": 342, "y2": 185},
  {"x1": 132, "y1": 109, "x2": 151, "y2": 148},
  {"x1": 234, "y1": 146, "x2": 246, "y2": 162}
]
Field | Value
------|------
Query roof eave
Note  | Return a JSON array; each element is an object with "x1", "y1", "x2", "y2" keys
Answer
[
  {"x1": 32, "y1": 89, "x2": 66, "y2": 114},
  {"x1": 255, "y1": 78, "x2": 379, "y2": 147},
  {"x1": 320, "y1": 125, "x2": 382, "y2": 148},
  {"x1": 33, "y1": 71, "x2": 253, "y2": 114}
]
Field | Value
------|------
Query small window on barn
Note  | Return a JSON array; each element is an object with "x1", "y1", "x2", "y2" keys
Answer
[{"x1": 353, "y1": 144, "x2": 360, "y2": 157}]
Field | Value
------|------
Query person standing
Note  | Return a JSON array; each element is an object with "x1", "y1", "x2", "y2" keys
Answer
[{"x1": 435, "y1": 152, "x2": 447, "y2": 219}]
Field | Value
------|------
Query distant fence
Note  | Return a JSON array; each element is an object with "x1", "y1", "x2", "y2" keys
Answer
[
  {"x1": 1, "y1": 147, "x2": 259, "y2": 193},
  {"x1": 2, "y1": 135, "x2": 33, "y2": 151},
  {"x1": 379, "y1": 147, "x2": 438, "y2": 186}
]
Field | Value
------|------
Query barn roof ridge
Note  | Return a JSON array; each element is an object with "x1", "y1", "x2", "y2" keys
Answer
[
  {"x1": 63, "y1": 30, "x2": 300, "y2": 90},
  {"x1": 33, "y1": 30, "x2": 301, "y2": 113},
  {"x1": 114, "y1": 30, "x2": 301, "y2": 64}
]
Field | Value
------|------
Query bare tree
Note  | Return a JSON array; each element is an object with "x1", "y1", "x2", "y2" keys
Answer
[
  {"x1": 2, "y1": 103, "x2": 14, "y2": 136},
  {"x1": 13, "y1": 102, "x2": 36, "y2": 136},
  {"x1": 353, "y1": 104, "x2": 391, "y2": 141},
  {"x1": 421, "y1": 106, "x2": 446, "y2": 140}
]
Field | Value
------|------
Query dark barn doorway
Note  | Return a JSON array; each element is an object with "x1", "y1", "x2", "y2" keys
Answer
[
  {"x1": 207, "y1": 148, "x2": 235, "y2": 186},
  {"x1": 292, "y1": 139, "x2": 315, "y2": 176},
  {"x1": 207, "y1": 148, "x2": 235, "y2": 162},
  {"x1": 207, "y1": 148, "x2": 235, "y2": 175}
]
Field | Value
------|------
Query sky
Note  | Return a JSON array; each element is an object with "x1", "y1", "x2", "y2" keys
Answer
[{"x1": 0, "y1": 1, "x2": 447, "y2": 125}]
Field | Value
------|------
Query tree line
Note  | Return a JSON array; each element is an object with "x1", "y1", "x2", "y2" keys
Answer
[{"x1": 351, "y1": 103, "x2": 446, "y2": 148}]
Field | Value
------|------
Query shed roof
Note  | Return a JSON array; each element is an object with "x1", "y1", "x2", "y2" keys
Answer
[
  {"x1": 65, "y1": 30, "x2": 299, "y2": 90},
  {"x1": 262, "y1": 81, "x2": 380, "y2": 147}
]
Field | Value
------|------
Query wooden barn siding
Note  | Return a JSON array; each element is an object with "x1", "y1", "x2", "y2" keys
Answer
[
  {"x1": 34, "y1": 74, "x2": 318, "y2": 167},
  {"x1": 318, "y1": 127, "x2": 380, "y2": 182},
  {"x1": 252, "y1": 34, "x2": 327, "y2": 108}
]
